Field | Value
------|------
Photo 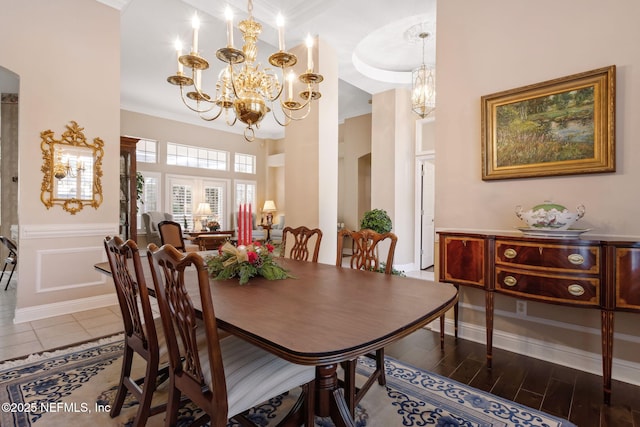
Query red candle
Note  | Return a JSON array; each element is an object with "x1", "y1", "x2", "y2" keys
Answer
[
  {"x1": 243, "y1": 204, "x2": 247, "y2": 245},
  {"x1": 248, "y1": 203, "x2": 252, "y2": 243},
  {"x1": 238, "y1": 205, "x2": 243, "y2": 246}
]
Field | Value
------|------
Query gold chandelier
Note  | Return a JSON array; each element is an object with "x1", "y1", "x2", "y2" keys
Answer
[
  {"x1": 167, "y1": 0, "x2": 323, "y2": 141},
  {"x1": 411, "y1": 31, "x2": 435, "y2": 118}
]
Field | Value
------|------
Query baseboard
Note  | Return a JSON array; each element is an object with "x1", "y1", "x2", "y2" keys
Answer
[
  {"x1": 427, "y1": 307, "x2": 640, "y2": 387},
  {"x1": 13, "y1": 293, "x2": 119, "y2": 324}
]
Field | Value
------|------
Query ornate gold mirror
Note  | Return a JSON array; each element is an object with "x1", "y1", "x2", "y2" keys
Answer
[{"x1": 40, "y1": 121, "x2": 104, "y2": 214}]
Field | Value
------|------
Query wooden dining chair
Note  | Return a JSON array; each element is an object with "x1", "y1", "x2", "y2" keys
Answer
[
  {"x1": 1, "y1": 236, "x2": 18, "y2": 291},
  {"x1": 103, "y1": 236, "x2": 168, "y2": 427},
  {"x1": 147, "y1": 243, "x2": 316, "y2": 427},
  {"x1": 158, "y1": 220, "x2": 198, "y2": 252},
  {"x1": 336, "y1": 228, "x2": 398, "y2": 417},
  {"x1": 280, "y1": 226, "x2": 323, "y2": 262}
]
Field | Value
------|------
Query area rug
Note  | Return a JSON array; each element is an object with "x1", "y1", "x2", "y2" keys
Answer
[{"x1": 0, "y1": 335, "x2": 576, "y2": 427}]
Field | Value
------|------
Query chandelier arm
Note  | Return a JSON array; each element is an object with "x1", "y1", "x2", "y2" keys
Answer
[
  {"x1": 190, "y1": 67, "x2": 214, "y2": 103},
  {"x1": 281, "y1": 99, "x2": 313, "y2": 121},
  {"x1": 269, "y1": 102, "x2": 292, "y2": 127},
  {"x1": 280, "y1": 96, "x2": 312, "y2": 112},
  {"x1": 179, "y1": 87, "x2": 219, "y2": 114},
  {"x1": 197, "y1": 106, "x2": 226, "y2": 122}
]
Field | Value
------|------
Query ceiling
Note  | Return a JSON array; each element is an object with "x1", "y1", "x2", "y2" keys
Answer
[{"x1": 2, "y1": 0, "x2": 437, "y2": 139}]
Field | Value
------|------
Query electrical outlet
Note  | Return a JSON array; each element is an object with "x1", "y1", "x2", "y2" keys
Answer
[{"x1": 516, "y1": 300, "x2": 527, "y2": 316}]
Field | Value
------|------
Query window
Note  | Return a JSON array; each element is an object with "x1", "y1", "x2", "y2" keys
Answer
[
  {"x1": 200, "y1": 180, "x2": 226, "y2": 229},
  {"x1": 170, "y1": 182, "x2": 193, "y2": 231},
  {"x1": 234, "y1": 153, "x2": 256, "y2": 174},
  {"x1": 235, "y1": 180, "x2": 256, "y2": 211},
  {"x1": 136, "y1": 139, "x2": 158, "y2": 163},
  {"x1": 167, "y1": 176, "x2": 229, "y2": 231},
  {"x1": 167, "y1": 142, "x2": 227, "y2": 170},
  {"x1": 137, "y1": 171, "x2": 160, "y2": 230}
]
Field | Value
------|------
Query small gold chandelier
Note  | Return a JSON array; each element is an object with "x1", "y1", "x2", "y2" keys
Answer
[
  {"x1": 167, "y1": 0, "x2": 323, "y2": 141},
  {"x1": 411, "y1": 31, "x2": 435, "y2": 118}
]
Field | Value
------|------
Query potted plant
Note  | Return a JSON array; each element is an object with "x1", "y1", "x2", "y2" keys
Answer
[
  {"x1": 359, "y1": 208, "x2": 392, "y2": 234},
  {"x1": 359, "y1": 209, "x2": 404, "y2": 276}
]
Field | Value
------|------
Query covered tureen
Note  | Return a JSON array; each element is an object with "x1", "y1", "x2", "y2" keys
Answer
[{"x1": 515, "y1": 201, "x2": 585, "y2": 230}]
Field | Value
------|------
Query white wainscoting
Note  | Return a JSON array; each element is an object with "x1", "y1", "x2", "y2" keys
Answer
[
  {"x1": 36, "y1": 246, "x2": 107, "y2": 292},
  {"x1": 19, "y1": 223, "x2": 118, "y2": 240},
  {"x1": 427, "y1": 302, "x2": 640, "y2": 387},
  {"x1": 12, "y1": 223, "x2": 119, "y2": 323}
]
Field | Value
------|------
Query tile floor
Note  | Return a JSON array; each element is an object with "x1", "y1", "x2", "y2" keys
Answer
[
  {"x1": 0, "y1": 280, "x2": 124, "y2": 361},
  {"x1": 0, "y1": 267, "x2": 436, "y2": 362}
]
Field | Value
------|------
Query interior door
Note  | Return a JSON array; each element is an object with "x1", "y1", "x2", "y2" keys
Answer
[{"x1": 421, "y1": 160, "x2": 435, "y2": 269}]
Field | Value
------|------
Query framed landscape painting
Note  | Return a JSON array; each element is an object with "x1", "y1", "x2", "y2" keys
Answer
[{"x1": 481, "y1": 65, "x2": 615, "y2": 180}]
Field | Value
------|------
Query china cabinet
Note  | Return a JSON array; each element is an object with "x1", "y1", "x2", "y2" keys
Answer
[{"x1": 120, "y1": 136, "x2": 139, "y2": 241}]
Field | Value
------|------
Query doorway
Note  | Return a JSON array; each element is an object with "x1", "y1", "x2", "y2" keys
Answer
[{"x1": 418, "y1": 156, "x2": 435, "y2": 269}]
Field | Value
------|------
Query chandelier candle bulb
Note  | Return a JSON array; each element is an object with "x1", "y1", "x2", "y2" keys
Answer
[
  {"x1": 277, "y1": 13, "x2": 285, "y2": 51},
  {"x1": 191, "y1": 12, "x2": 200, "y2": 53},
  {"x1": 174, "y1": 38, "x2": 183, "y2": 73},
  {"x1": 306, "y1": 34, "x2": 314, "y2": 71},
  {"x1": 225, "y1": 6, "x2": 234, "y2": 48},
  {"x1": 287, "y1": 71, "x2": 294, "y2": 101}
]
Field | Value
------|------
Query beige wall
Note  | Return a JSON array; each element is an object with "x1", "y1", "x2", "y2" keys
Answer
[
  {"x1": 339, "y1": 114, "x2": 372, "y2": 231},
  {"x1": 1, "y1": 0, "x2": 121, "y2": 320},
  {"x1": 437, "y1": 0, "x2": 640, "y2": 378}
]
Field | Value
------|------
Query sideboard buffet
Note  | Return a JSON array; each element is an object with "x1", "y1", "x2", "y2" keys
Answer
[{"x1": 438, "y1": 230, "x2": 640, "y2": 404}]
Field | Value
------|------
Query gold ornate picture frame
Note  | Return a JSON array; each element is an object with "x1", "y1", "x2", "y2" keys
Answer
[
  {"x1": 481, "y1": 65, "x2": 615, "y2": 180},
  {"x1": 40, "y1": 121, "x2": 104, "y2": 214}
]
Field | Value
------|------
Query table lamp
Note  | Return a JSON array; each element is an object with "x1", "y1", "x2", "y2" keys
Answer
[
  {"x1": 262, "y1": 200, "x2": 277, "y2": 225},
  {"x1": 194, "y1": 202, "x2": 212, "y2": 231}
]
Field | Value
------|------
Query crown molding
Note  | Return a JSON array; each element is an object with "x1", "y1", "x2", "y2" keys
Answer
[{"x1": 95, "y1": 0, "x2": 131, "y2": 11}]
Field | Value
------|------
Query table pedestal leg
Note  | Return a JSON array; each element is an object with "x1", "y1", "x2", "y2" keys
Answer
[{"x1": 316, "y1": 364, "x2": 356, "y2": 427}]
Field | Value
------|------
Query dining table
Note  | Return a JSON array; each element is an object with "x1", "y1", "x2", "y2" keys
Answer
[{"x1": 95, "y1": 254, "x2": 458, "y2": 427}]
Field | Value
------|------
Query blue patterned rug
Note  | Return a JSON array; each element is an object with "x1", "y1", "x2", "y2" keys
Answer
[{"x1": 0, "y1": 335, "x2": 576, "y2": 426}]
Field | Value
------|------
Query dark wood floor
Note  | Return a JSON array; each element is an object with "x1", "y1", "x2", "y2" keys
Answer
[{"x1": 384, "y1": 328, "x2": 640, "y2": 427}]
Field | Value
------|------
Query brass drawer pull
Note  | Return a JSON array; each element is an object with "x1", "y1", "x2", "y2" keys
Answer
[
  {"x1": 504, "y1": 248, "x2": 517, "y2": 259},
  {"x1": 568, "y1": 254, "x2": 585, "y2": 265},
  {"x1": 503, "y1": 275, "x2": 517, "y2": 287},
  {"x1": 568, "y1": 284, "x2": 585, "y2": 296}
]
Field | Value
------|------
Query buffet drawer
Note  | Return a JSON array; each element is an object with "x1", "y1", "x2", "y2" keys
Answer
[
  {"x1": 495, "y1": 267, "x2": 600, "y2": 306},
  {"x1": 495, "y1": 240, "x2": 600, "y2": 274}
]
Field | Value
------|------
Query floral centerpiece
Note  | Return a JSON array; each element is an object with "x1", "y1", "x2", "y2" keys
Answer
[{"x1": 205, "y1": 241, "x2": 292, "y2": 285}]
